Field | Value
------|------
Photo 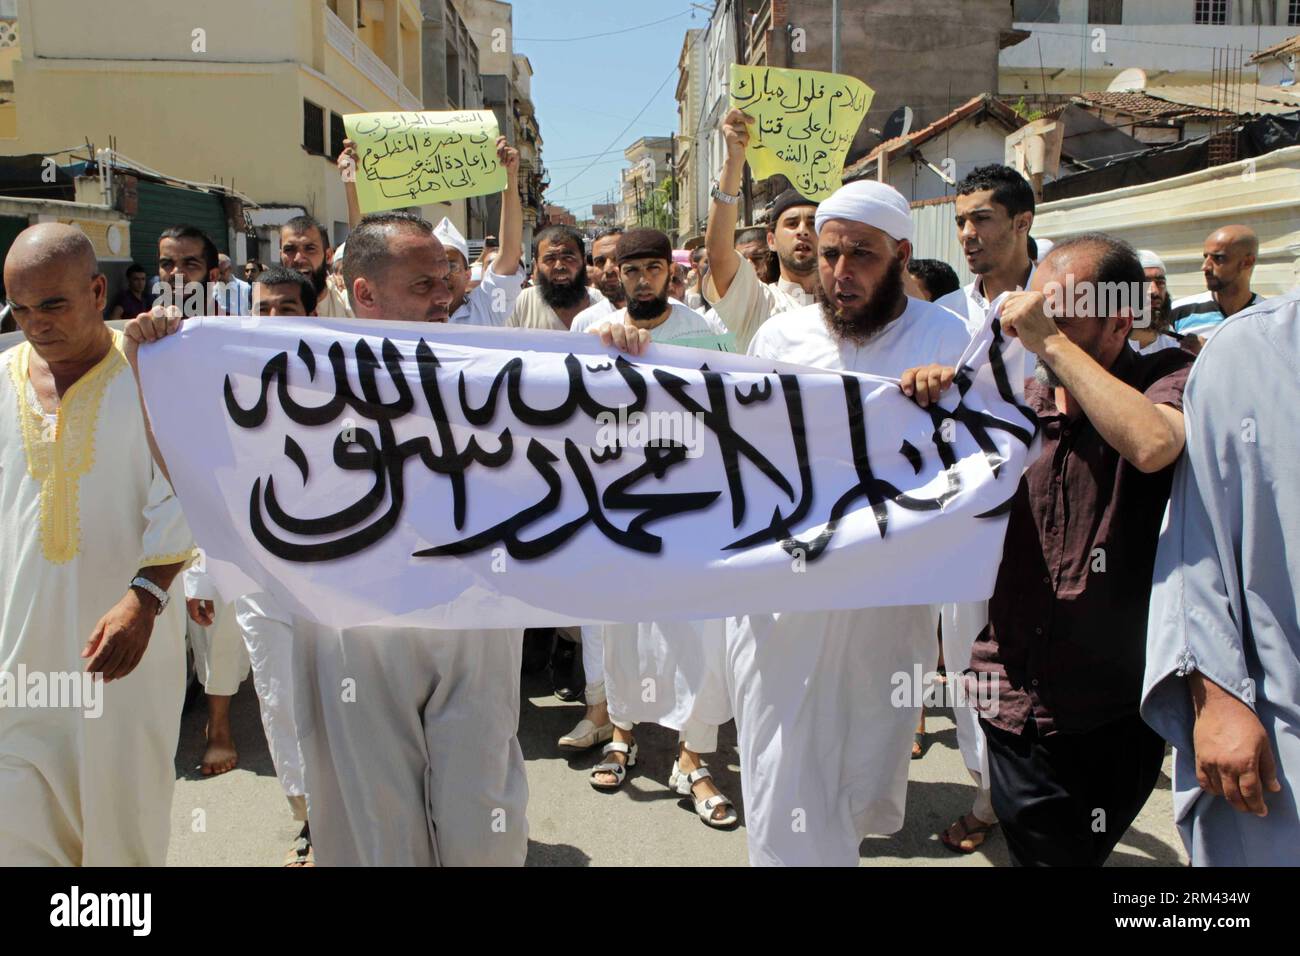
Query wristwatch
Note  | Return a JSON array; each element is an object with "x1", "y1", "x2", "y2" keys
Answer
[
  {"x1": 129, "y1": 576, "x2": 170, "y2": 616},
  {"x1": 710, "y1": 182, "x2": 740, "y2": 205}
]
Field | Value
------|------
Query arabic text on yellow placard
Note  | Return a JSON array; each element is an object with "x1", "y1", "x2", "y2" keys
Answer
[
  {"x1": 343, "y1": 110, "x2": 506, "y2": 212},
  {"x1": 729, "y1": 65, "x2": 874, "y2": 201}
]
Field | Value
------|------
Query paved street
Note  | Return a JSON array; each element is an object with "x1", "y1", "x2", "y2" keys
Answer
[{"x1": 167, "y1": 670, "x2": 1187, "y2": 867}]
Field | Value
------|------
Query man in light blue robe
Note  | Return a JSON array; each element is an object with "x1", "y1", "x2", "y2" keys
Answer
[{"x1": 1142, "y1": 288, "x2": 1299, "y2": 866}]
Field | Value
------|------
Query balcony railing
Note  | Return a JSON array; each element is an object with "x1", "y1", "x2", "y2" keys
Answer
[{"x1": 324, "y1": 8, "x2": 420, "y2": 110}]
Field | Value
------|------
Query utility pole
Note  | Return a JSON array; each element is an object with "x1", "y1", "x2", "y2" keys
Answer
[
  {"x1": 831, "y1": 0, "x2": 841, "y2": 73},
  {"x1": 1079, "y1": 0, "x2": 1088, "y2": 94},
  {"x1": 734, "y1": 0, "x2": 753, "y2": 225}
]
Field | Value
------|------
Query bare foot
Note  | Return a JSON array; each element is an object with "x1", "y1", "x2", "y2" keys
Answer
[{"x1": 201, "y1": 727, "x2": 238, "y2": 776}]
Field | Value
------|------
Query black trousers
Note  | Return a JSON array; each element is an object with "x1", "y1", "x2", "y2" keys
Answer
[{"x1": 983, "y1": 713, "x2": 1165, "y2": 867}]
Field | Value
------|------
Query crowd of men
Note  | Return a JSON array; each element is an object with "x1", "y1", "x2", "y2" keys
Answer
[{"x1": 0, "y1": 113, "x2": 1294, "y2": 869}]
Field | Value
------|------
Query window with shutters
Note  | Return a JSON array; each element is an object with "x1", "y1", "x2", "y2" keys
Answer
[
  {"x1": 330, "y1": 111, "x2": 346, "y2": 161},
  {"x1": 1088, "y1": 0, "x2": 1122, "y2": 24},
  {"x1": 1289, "y1": 0, "x2": 1300, "y2": 26},
  {"x1": 303, "y1": 100, "x2": 325, "y2": 156}
]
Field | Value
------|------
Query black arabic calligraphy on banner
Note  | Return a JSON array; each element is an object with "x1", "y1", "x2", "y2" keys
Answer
[{"x1": 221, "y1": 329, "x2": 1036, "y2": 567}]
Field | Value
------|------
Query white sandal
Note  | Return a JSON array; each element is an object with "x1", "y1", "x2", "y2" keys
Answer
[
  {"x1": 589, "y1": 740, "x2": 637, "y2": 790},
  {"x1": 678, "y1": 766, "x2": 739, "y2": 829}
]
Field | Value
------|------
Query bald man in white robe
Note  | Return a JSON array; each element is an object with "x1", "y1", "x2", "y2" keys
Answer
[{"x1": 1, "y1": 224, "x2": 193, "y2": 865}]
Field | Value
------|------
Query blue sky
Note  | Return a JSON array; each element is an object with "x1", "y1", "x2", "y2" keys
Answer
[{"x1": 509, "y1": 1, "x2": 710, "y2": 217}]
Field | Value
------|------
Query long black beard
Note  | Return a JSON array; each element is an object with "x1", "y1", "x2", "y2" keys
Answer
[
  {"x1": 538, "y1": 270, "x2": 589, "y2": 310},
  {"x1": 817, "y1": 256, "x2": 906, "y2": 346},
  {"x1": 311, "y1": 261, "x2": 328, "y2": 296},
  {"x1": 627, "y1": 292, "x2": 669, "y2": 321}
]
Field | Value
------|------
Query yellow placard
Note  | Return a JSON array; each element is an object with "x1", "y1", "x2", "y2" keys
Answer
[
  {"x1": 729, "y1": 65, "x2": 874, "y2": 201},
  {"x1": 343, "y1": 110, "x2": 506, "y2": 213}
]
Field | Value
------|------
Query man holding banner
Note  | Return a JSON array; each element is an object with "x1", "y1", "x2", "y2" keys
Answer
[
  {"x1": 729, "y1": 180, "x2": 974, "y2": 866},
  {"x1": 126, "y1": 212, "x2": 529, "y2": 867},
  {"x1": 574, "y1": 228, "x2": 738, "y2": 826},
  {"x1": 296, "y1": 211, "x2": 528, "y2": 866}
]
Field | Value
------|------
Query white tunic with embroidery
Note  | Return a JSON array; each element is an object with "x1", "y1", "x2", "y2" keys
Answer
[{"x1": 0, "y1": 331, "x2": 193, "y2": 865}]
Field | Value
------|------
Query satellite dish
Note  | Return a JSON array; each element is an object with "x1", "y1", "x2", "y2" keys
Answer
[
  {"x1": 881, "y1": 106, "x2": 914, "y2": 141},
  {"x1": 1107, "y1": 68, "x2": 1148, "y2": 92}
]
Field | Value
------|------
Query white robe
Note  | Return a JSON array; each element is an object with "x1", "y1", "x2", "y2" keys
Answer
[
  {"x1": 586, "y1": 309, "x2": 734, "y2": 752},
  {"x1": 703, "y1": 255, "x2": 814, "y2": 352},
  {"x1": 508, "y1": 286, "x2": 604, "y2": 331},
  {"x1": 235, "y1": 591, "x2": 308, "y2": 817},
  {"x1": 939, "y1": 601, "x2": 990, "y2": 782},
  {"x1": 598, "y1": 620, "x2": 732, "y2": 752},
  {"x1": 292, "y1": 623, "x2": 529, "y2": 866},
  {"x1": 732, "y1": 299, "x2": 970, "y2": 866},
  {"x1": 182, "y1": 567, "x2": 249, "y2": 697},
  {"x1": 0, "y1": 331, "x2": 193, "y2": 865}
]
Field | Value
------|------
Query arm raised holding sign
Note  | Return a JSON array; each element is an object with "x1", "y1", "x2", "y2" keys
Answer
[
  {"x1": 338, "y1": 138, "x2": 361, "y2": 230},
  {"x1": 493, "y1": 136, "x2": 523, "y2": 277},
  {"x1": 704, "y1": 108, "x2": 752, "y2": 304},
  {"x1": 701, "y1": 109, "x2": 821, "y2": 352}
]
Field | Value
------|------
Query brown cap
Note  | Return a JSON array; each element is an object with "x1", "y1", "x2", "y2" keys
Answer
[{"x1": 615, "y1": 228, "x2": 672, "y2": 265}]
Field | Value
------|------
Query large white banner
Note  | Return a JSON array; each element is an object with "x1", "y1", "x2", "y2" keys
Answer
[{"x1": 139, "y1": 316, "x2": 1037, "y2": 629}]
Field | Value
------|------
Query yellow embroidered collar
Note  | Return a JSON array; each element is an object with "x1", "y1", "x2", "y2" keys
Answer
[{"x1": 7, "y1": 330, "x2": 127, "y2": 564}]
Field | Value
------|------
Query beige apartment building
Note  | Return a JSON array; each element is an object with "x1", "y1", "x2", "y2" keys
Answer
[
  {"x1": 619, "y1": 136, "x2": 673, "y2": 232},
  {"x1": 0, "y1": 0, "x2": 437, "y2": 263}
]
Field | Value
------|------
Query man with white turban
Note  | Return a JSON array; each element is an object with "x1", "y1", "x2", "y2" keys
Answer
[
  {"x1": 1131, "y1": 249, "x2": 1183, "y2": 355},
  {"x1": 727, "y1": 179, "x2": 972, "y2": 865}
]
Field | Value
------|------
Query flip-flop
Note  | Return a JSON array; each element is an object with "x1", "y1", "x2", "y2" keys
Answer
[
  {"x1": 911, "y1": 731, "x2": 926, "y2": 759},
  {"x1": 940, "y1": 814, "x2": 996, "y2": 854}
]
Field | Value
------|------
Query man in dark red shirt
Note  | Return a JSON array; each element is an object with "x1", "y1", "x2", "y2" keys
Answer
[
  {"x1": 907, "y1": 232, "x2": 1191, "y2": 865},
  {"x1": 974, "y1": 234, "x2": 1192, "y2": 865}
]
